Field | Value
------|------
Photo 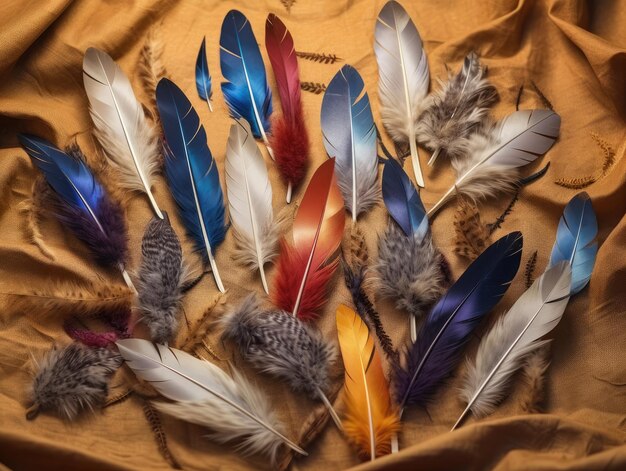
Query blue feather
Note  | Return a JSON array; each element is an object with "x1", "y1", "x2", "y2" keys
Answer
[
  {"x1": 196, "y1": 37, "x2": 213, "y2": 111},
  {"x1": 382, "y1": 157, "x2": 428, "y2": 240},
  {"x1": 321, "y1": 65, "x2": 378, "y2": 220},
  {"x1": 548, "y1": 192, "x2": 598, "y2": 294},
  {"x1": 220, "y1": 10, "x2": 272, "y2": 140},
  {"x1": 18, "y1": 134, "x2": 129, "y2": 269},
  {"x1": 396, "y1": 232, "x2": 523, "y2": 410},
  {"x1": 156, "y1": 78, "x2": 227, "y2": 292}
]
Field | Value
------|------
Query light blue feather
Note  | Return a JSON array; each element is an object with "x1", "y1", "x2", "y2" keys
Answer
[
  {"x1": 381, "y1": 157, "x2": 428, "y2": 240},
  {"x1": 196, "y1": 37, "x2": 213, "y2": 110},
  {"x1": 320, "y1": 64, "x2": 377, "y2": 219},
  {"x1": 548, "y1": 192, "x2": 598, "y2": 295},
  {"x1": 220, "y1": 10, "x2": 272, "y2": 139},
  {"x1": 156, "y1": 78, "x2": 226, "y2": 292}
]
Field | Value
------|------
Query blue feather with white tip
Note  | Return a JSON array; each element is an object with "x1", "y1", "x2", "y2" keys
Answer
[
  {"x1": 220, "y1": 10, "x2": 273, "y2": 154},
  {"x1": 196, "y1": 37, "x2": 214, "y2": 112},
  {"x1": 156, "y1": 78, "x2": 227, "y2": 293},
  {"x1": 548, "y1": 192, "x2": 598, "y2": 295},
  {"x1": 321, "y1": 65, "x2": 378, "y2": 222}
]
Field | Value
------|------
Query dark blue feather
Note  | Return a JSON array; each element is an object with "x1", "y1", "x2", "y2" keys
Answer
[
  {"x1": 396, "y1": 231, "x2": 523, "y2": 410},
  {"x1": 196, "y1": 37, "x2": 213, "y2": 110},
  {"x1": 220, "y1": 10, "x2": 272, "y2": 139},
  {"x1": 549, "y1": 192, "x2": 597, "y2": 294},
  {"x1": 156, "y1": 78, "x2": 226, "y2": 291},
  {"x1": 382, "y1": 157, "x2": 428, "y2": 240},
  {"x1": 19, "y1": 135, "x2": 128, "y2": 268}
]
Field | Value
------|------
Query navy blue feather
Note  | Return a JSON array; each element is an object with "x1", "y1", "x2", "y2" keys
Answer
[
  {"x1": 19, "y1": 135, "x2": 128, "y2": 267},
  {"x1": 220, "y1": 10, "x2": 272, "y2": 139},
  {"x1": 156, "y1": 78, "x2": 226, "y2": 284},
  {"x1": 396, "y1": 231, "x2": 523, "y2": 410},
  {"x1": 548, "y1": 192, "x2": 598, "y2": 295},
  {"x1": 196, "y1": 37, "x2": 213, "y2": 109},
  {"x1": 382, "y1": 157, "x2": 428, "y2": 240}
]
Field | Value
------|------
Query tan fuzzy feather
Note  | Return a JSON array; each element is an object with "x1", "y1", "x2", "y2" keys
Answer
[
  {"x1": 345, "y1": 225, "x2": 369, "y2": 275},
  {"x1": 519, "y1": 345, "x2": 550, "y2": 414},
  {"x1": 139, "y1": 26, "x2": 167, "y2": 122},
  {"x1": 453, "y1": 198, "x2": 491, "y2": 260},
  {"x1": 178, "y1": 293, "x2": 226, "y2": 355},
  {"x1": 19, "y1": 177, "x2": 55, "y2": 260}
]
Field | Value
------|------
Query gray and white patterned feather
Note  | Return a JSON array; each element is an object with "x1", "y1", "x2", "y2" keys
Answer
[
  {"x1": 225, "y1": 119, "x2": 278, "y2": 294},
  {"x1": 220, "y1": 294, "x2": 337, "y2": 399},
  {"x1": 27, "y1": 343, "x2": 122, "y2": 421},
  {"x1": 429, "y1": 109, "x2": 561, "y2": 216},
  {"x1": 416, "y1": 52, "x2": 498, "y2": 165},
  {"x1": 83, "y1": 47, "x2": 163, "y2": 219},
  {"x1": 456, "y1": 262, "x2": 571, "y2": 425},
  {"x1": 116, "y1": 338, "x2": 306, "y2": 460},
  {"x1": 137, "y1": 212, "x2": 184, "y2": 344},
  {"x1": 375, "y1": 222, "x2": 446, "y2": 321},
  {"x1": 374, "y1": 0, "x2": 429, "y2": 187}
]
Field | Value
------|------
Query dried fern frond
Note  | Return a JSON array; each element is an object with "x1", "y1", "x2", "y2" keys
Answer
[
  {"x1": 143, "y1": 400, "x2": 182, "y2": 469},
  {"x1": 524, "y1": 250, "x2": 538, "y2": 289},
  {"x1": 295, "y1": 51, "x2": 342, "y2": 64},
  {"x1": 178, "y1": 293, "x2": 226, "y2": 356},
  {"x1": 300, "y1": 82, "x2": 327, "y2": 95}
]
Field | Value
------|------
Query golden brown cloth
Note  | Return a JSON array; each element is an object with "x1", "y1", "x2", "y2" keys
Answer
[{"x1": 1, "y1": 0, "x2": 625, "y2": 470}]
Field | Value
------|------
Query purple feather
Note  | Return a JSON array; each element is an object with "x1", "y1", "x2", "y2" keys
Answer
[{"x1": 396, "y1": 232, "x2": 523, "y2": 410}]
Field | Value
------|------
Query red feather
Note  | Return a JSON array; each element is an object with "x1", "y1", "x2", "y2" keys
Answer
[
  {"x1": 265, "y1": 14, "x2": 309, "y2": 195},
  {"x1": 272, "y1": 159, "x2": 345, "y2": 320}
]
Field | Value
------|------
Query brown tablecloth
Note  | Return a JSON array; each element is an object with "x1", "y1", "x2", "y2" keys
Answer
[{"x1": 0, "y1": 0, "x2": 625, "y2": 470}]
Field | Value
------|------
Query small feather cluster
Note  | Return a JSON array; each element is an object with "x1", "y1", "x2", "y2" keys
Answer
[
  {"x1": 416, "y1": 52, "x2": 498, "y2": 162},
  {"x1": 28, "y1": 343, "x2": 122, "y2": 420},
  {"x1": 137, "y1": 213, "x2": 184, "y2": 344},
  {"x1": 221, "y1": 294, "x2": 337, "y2": 399},
  {"x1": 376, "y1": 222, "x2": 447, "y2": 320}
]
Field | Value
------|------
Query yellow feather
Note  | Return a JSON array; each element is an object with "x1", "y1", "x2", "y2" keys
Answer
[{"x1": 336, "y1": 304, "x2": 400, "y2": 461}]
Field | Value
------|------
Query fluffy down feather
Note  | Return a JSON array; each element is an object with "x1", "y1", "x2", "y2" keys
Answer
[
  {"x1": 271, "y1": 108, "x2": 309, "y2": 189},
  {"x1": 416, "y1": 52, "x2": 498, "y2": 163},
  {"x1": 154, "y1": 368, "x2": 285, "y2": 464},
  {"x1": 137, "y1": 213, "x2": 184, "y2": 344},
  {"x1": 27, "y1": 343, "x2": 122, "y2": 420},
  {"x1": 375, "y1": 222, "x2": 447, "y2": 320},
  {"x1": 221, "y1": 294, "x2": 337, "y2": 399}
]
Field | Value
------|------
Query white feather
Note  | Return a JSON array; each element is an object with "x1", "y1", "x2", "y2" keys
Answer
[
  {"x1": 116, "y1": 339, "x2": 307, "y2": 461},
  {"x1": 225, "y1": 119, "x2": 278, "y2": 294},
  {"x1": 83, "y1": 47, "x2": 163, "y2": 218},
  {"x1": 454, "y1": 262, "x2": 571, "y2": 428},
  {"x1": 428, "y1": 110, "x2": 561, "y2": 216},
  {"x1": 374, "y1": 1, "x2": 429, "y2": 187}
]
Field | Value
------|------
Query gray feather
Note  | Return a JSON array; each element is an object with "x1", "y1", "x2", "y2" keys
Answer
[
  {"x1": 416, "y1": 52, "x2": 498, "y2": 163},
  {"x1": 27, "y1": 343, "x2": 122, "y2": 420},
  {"x1": 137, "y1": 212, "x2": 184, "y2": 344},
  {"x1": 375, "y1": 222, "x2": 446, "y2": 319},
  {"x1": 220, "y1": 294, "x2": 337, "y2": 399}
]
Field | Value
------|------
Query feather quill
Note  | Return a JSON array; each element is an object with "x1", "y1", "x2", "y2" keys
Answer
[
  {"x1": 374, "y1": 0, "x2": 429, "y2": 187},
  {"x1": 395, "y1": 232, "x2": 523, "y2": 414},
  {"x1": 321, "y1": 65, "x2": 378, "y2": 221},
  {"x1": 83, "y1": 47, "x2": 163, "y2": 219},
  {"x1": 265, "y1": 13, "x2": 309, "y2": 203},
  {"x1": 548, "y1": 192, "x2": 598, "y2": 295},
  {"x1": 220, "y1": 294, "x2": 342, "y2": 430},
  {"x1": 116, "y1": 338, "x2": 306, "y2": 461},
  {"x1": 272, "y1": 159, "x2": 345, "y2": 319},
  {"x1": 377, "y1": 157, "x2": 446, "y2": 341},
  {"x1": 196, "y1": 37, "x2": 214, "y2": 112},
  {"x1": 19, "y1": 136, "x2": 133, "y2": 290},
  {"x1": 137, "y1": 213, "x2": 185, "y2": 344},
  {"x1": 336, "y1": 305, "x2": 400, "y2": 461},
  {"x1": 429, "y1": 110, "x2": 561, "y2": 216},
  {"x1": 225, "y1": 118, "x2": 279, "y2": 294},
  {"x1": 454, "y1": 262, "x2": 571, "y2": 428},
  {"x1": 220, "y1": 10, "x2": 274, "y2": 158},
  {"x1": 156, "y1": 78, "x2": 227, "y2": 293},
  {"x1": 27, "y1": 343, "x2": 122, "y2": 420},
  {"x1": 416, "y1": 52, "x2": 498, "y2": 166}
]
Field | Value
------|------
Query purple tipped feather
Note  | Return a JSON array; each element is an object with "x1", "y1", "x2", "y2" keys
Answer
[{"x1": 396, "y1": 232, "x2": 523, "y2": 410}]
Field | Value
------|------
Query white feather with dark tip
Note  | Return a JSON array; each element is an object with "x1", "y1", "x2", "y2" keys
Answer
[{"x1": 225, "y1": 119, "x2": 279, "y2": 294}]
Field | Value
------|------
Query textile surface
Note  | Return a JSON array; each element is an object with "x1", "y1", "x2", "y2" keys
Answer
[{"x1": 0, "y1": 0, "x2": 625, "y2": 470}]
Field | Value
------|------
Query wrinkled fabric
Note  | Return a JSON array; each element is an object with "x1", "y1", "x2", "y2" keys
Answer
[{"x1": 0, "y1": 0, "x2": 625, "y2": 470}]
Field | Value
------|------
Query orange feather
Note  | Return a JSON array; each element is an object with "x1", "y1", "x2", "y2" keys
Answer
[
  {"x1": 273, "y1": 159, "x2": 345, "y2": 319},
  {"x1": 336, "y1": 304, "x2": 400, "y2": 461}
]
